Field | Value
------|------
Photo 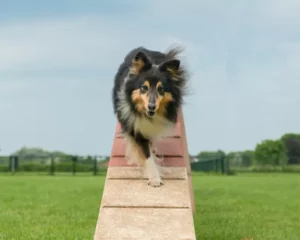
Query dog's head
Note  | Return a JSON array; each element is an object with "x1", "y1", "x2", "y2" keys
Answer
[{"x1": 127, "y1": 50, "x2": 184, "y2": 118}]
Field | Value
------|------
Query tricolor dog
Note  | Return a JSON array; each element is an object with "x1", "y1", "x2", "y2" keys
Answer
[{"x1": 112, "y1": 46, "x2": 188, "y2": 187}]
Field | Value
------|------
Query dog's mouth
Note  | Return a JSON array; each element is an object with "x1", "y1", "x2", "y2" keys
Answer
[{"x1": 146, "y1": 111, "x2": 156, "y2": 117}]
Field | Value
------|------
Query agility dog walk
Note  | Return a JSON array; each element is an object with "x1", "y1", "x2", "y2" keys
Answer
[
  {"x1": 112, "y1": 46, "x2": 188, "y2": 187},
  {"x1": 94, "y1": 47, "x2": 196, "y2": 239}
]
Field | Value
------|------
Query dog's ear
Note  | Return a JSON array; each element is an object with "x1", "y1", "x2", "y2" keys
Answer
[
  {"x1": 159, "y1": 59, "x2": 180, "y2": 72},
  {"x1": 130, "y1": 51, "x2": 152, "y2": 76},
  {"x1": 158, "y1": 59, "x2": 180, "y2": 80}
]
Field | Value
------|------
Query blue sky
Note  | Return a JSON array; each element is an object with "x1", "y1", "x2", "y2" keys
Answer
[{"x1": 1, "y1": 0, "x2": 300, "y2": 156}]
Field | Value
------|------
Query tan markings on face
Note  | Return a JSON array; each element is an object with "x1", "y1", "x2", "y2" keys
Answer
[
  {"x1": 143, "y1": 81, "x2": 150, "y2": 88},
  {"x1": 157, "y1": 92, "x2": 174, "y2": 116},
  {"x1": 131, "y1": 89, "x2": 144, "y2": 113},
  {"x1": 140, "y1": 81, "x2": 150, "y2": 110},
  {"x1": 131, "y1": 81, "x2": 150, "y2": 113},
  {"x1": 154, "y1": 81, "x2": 163, "y2": 110}
]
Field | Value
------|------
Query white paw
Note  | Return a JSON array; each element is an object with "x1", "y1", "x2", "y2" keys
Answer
[
  {"x1": 144, "y1": 155, "x2": 164, "y2": 187},
  {"x1": 148, "y1": 177, "x2": 164, "y2": 187}
]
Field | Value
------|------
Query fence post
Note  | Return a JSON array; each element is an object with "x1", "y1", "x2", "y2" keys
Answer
[
  {"x1": 9, "y1": 155, "x2": 15, "y2": 175},
  {"x1": 225, "y1": 156, "x2": 230, "y2": 175},
  {"x1": 72, "y1": 155, "x2": 77, "y2": 176},
  {"x1": 220, "y1": 155, "x2": 225, "y2": 174},
  {"x1": 93, "y1": 156, "x2": 98, "y2": 176},
  {"x1": 50, "y1": 155, "x2": 55, "y2": 175},
  {"x1": 214, "y1": 158, "x2": 218, "y2": 173},
  {"x1": 15, "y1": 156, "x2": 19, "y2": 170},
  {"x1": 9, "y1": 155, "x2": 19, "y2": 175}
]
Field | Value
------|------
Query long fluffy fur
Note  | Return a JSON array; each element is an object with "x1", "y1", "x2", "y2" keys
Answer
[{"x1": 112, "y1": 45, "x2": 188, "y2": 187}]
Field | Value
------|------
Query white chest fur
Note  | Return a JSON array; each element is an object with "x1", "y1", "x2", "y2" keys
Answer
[{"x1": 133, "y1": 114, "x2": 174, "y2": 140}]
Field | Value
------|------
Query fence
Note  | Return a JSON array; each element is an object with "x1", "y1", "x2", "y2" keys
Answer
[
  {"x1": 190, "y1": 155, "x2": 229, "y2": 174},
  {"x1": 0, "y1": 155, "x2": 108, "y2": 175},
  {"x1": 2, "y1": 154, "x2": 229, "y2": 175},
  {"x1": 190, "y1": 154, "x2": 300, "y2": 174},
  {"x1": 3, "y1": 153, "x2": 299, "y2": 176}
]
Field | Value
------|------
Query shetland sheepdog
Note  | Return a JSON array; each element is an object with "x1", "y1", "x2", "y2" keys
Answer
[{"x1": 112, "y1": 46, "x2": 188, "y2": 187}]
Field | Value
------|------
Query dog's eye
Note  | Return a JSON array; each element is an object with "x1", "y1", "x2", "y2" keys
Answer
[
  {"x1": 141, "y1": 85, "x2": 148, "y2": 93},
  {"x1": 157, "y1": 86, "x2": 164, "y2": 95}
]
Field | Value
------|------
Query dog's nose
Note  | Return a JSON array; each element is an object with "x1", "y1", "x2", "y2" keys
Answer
[{"x1": 148, "y1": 104, "x2": 156, "y2": 111}]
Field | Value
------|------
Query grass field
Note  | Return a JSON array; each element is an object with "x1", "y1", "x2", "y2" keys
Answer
[{"x1": 0, "y1": 173, "x2": 300, "y2": 240}]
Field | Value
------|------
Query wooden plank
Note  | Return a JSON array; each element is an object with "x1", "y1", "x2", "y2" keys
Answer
[
  {"x1": 94, "y1": 109, "x2": 197, "y2": 240},
  {"x1": 101, "y1": 179, "x2": 191, "y2": 208},
  {"x1": 107, "y1": 167, "x2": 187, "y2": 179},
  {"x1": 94, "y1": 208, "x2": 196, "y2": 240}
]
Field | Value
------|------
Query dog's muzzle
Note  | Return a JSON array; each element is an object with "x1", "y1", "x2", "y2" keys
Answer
[{"x1": 147, "y1": 103, "x2": 156, "y2": 117}]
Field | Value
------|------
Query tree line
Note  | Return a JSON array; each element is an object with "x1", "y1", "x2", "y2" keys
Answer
[
  {"x1": 1, "y1": 132, "x2": 300, "y2": 173},
  {"x1": 193, "y1": 133, "x2": 300, "y2": 168}
]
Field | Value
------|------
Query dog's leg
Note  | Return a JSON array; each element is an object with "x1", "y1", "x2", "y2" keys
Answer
[
  {"x1": 142, "y1": 139, "x2": 163, "y2": 187},
  {"x1": 149, "y1": 141, "x2": 164, "y2": 177},
  {"x1": 127, "y1": 133, "x2": 163, "y2": 187},
  {"x1": 145, "y1": 152, "x2": 163, "y2": 187},
  {"x1": 124, "y1": 135, "x2": 145, "y2": 166}
]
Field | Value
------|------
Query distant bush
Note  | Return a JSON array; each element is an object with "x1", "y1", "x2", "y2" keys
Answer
[
  {"x1": 0, "y1": 165, "x2": 9, "y2": 172},
  {"x1": 0, "y1": 156, "x2": 9, "y2": 165}
]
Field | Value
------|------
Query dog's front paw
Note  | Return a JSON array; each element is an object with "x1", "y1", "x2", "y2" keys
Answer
[
  {"x1": 144, "y1": 155, "x2": 164, "y2": 187},
  {"x1": 148, "y1": 177, "x2": 164, "y2": 187}
]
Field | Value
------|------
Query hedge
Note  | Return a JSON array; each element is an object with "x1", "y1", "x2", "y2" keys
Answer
[{"x1": 0, "y1": 162, "x2": 106, "y2": 173}]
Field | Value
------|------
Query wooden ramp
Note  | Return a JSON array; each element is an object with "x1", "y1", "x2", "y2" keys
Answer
[{"x1": 94, "y1": 109, "x2": 196, "y2": 240}]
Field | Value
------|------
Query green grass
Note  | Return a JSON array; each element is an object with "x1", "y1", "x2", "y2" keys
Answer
[
  {"x1": 0, "y1": 173, "x2": 300, "y2": 240},
  {"x1": 0, "y1": 175, "x2": 105, "y2": 240},
  {"x1": 194, "y1": 173, "x2": 300, "y2": 240}
]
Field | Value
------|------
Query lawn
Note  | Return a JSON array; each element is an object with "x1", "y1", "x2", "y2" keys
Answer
[{"x1": 0, "y1": 173, "x2": 300, "y2": 240}]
